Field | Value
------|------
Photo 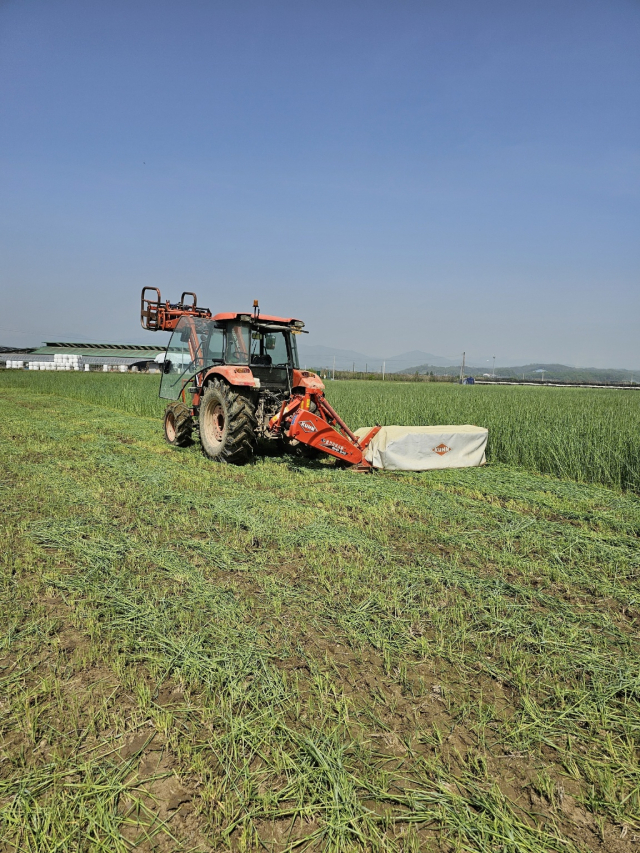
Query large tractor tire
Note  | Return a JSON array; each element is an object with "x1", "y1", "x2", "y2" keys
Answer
[
  {"x1": 164, "y1": 402, "x2": 193, "y2": 446},
  {"x1": 199, "y1": 380, "x2": 257, "y2": 464}
]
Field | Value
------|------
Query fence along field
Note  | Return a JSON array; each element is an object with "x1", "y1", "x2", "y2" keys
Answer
[
  {"x1": 2, "y1": 371, "x2": 640, "y2": 852},
  {"x1": 2, "y1": 370, "x2": 640, "y2": 491}
]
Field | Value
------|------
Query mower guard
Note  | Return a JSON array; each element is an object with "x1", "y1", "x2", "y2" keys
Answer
[
  {"x1": 289, "y1": 411, "x2": 380, "y2": 465},
  {"x1": 353, "y1": 425, "x2": 488, "y2": 471}
]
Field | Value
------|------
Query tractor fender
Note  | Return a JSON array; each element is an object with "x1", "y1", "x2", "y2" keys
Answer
[
  {"x1": 292, "y1": 369, "x2": 325, "y2": 392},
  {"x1": 202, "y1": 365, "x2": 258, "y2": 388}
]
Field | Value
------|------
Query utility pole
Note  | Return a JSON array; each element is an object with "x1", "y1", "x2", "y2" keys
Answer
[
  {"x1": 332, "y1": 356, "x2": 335, "y2": 381},
  {"x1": 352, "y1": 362, "x2": 354, "y2": 374},
  {"x1": 460, "y1": 352, "x2": 466, "y2": 383},
  {"x1": 492, "y1": 355, "x2": 495, "y2": 377},
  {"x1": 365, "y1": 363, "x2": 367, "y2": 374}
]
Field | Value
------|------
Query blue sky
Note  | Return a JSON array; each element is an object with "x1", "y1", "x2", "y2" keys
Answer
[{"x1": 1, "y1": 0, "x2": 638, "y2": 367}]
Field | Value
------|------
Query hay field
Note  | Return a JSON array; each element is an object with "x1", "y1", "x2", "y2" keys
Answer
[
  {"x1": 2, "y1": 372, "x2": 640, "y2": 490},
  {"x1": 1, "y1": 373, "x2": 640, "y2": 852}
]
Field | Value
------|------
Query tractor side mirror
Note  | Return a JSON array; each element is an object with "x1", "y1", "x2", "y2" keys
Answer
[
  {"x1": 265, "y1": 334, "x2": 276, "y2": 350},
  {"x1": 163, "y1": 359, "x2": 173, "y2": 374}
]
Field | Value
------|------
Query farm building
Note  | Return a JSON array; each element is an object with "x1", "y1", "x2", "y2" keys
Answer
[{"x1": 0, "y1": 341, "x2": 166, "y2": 371}]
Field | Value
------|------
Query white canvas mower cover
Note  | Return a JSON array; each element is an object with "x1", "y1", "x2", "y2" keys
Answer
[{"x1": 353, "y1": 425, "x2": 488, "y2": 472}]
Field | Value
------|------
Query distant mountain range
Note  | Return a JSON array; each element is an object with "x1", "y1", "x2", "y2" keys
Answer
[
  {"x1": 399, "y1": 362, "x2": 639, "y2": 383},
  {"x1": 297, "y1": 344, "x2": 638, "y2": 383},
  {"x1": 297, "y1": 344, "x2": 459, "y2": 372}
]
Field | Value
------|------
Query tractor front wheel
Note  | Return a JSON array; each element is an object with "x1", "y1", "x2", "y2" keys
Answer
[
  {"x1": 164, "y1": 402, "x2": 193, "y2": 447},
  {"x1": 199, "y1": 380, "x2": 257, "y2": 464}
]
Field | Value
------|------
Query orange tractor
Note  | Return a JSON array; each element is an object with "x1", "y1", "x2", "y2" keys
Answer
[{"x1": 141, "y1": 288, "x2": 380, "y2": 468}]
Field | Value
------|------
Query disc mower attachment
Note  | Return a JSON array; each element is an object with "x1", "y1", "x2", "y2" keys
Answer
[
  {"x1": 353, "y1": 425, "x2": 488, "y2": 471},
  {"x1": 288, "y1": 411, "x2": 380, "y2": 466}
]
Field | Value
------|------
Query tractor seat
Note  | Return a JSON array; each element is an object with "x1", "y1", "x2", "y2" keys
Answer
[{"x1": 251, "y1": 354, "x2": 272, "y2": 366}]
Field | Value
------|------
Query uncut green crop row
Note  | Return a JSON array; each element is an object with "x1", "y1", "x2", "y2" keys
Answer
[{"x1": 2, "y1": 371, "x2": 640, "y2": 491}]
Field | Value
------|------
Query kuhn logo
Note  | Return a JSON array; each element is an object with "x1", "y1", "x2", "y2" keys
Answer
[
  {"x1": 299, "y1": 420, "x2": 317, "y2": 433},
  {"x1": 433, "y1": 443, "x2": 451, "y2": 455}
]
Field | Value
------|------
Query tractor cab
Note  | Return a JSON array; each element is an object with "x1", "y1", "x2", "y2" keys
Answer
[
  {"x1": 159, "y1": 312, "x2": 303, "y2": 401},
  {"x1": 247, "y1": 320, "x2": 300, "y2": 392}
]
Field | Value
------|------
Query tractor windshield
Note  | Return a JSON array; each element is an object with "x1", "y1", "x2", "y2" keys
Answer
[{"x1": 159, "y1": 316, "x2": 225, "y2": 400}]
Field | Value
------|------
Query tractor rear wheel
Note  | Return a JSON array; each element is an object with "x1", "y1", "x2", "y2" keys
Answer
[
  {"x1": 199, "y1": 380, "x2": 257, "y2": 464},
  {"x1": 164, "y1": 402, "x2": 193, "y2": 446}
]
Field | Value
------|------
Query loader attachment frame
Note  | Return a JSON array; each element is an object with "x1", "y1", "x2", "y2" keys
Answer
[{"x1": 141, "y1": 287, "x2": 212, "y2": 332}]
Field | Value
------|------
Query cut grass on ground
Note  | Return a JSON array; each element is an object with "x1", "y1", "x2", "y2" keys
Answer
[{"x1": 1, "y1": 377, "x2": 640, "y2": 851}]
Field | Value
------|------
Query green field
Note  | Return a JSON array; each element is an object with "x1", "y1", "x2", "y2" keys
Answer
[
  {"x1": 2, "y1": 372, "x2": 640, "y2": 851},
  {"x1": 3, "y1": 371, "x2": 640, "y2": 490}
]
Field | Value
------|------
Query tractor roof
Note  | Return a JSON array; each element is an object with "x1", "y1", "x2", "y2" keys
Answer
[{"x1": 213, "y1": 312, "x2": 304, "y2": 328}]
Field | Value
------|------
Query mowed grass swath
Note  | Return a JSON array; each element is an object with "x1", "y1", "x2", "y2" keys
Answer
[
  {"x1": 2, "y1": 376, "x2": 640, "y2": 851},
  {"x1": 3, "y1": 370, "x2": 640, "y2": 490}
]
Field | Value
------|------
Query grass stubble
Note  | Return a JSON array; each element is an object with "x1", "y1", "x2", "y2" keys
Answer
[{"x1": 1, "y1": 373, "x2": 640, "y2": 851}]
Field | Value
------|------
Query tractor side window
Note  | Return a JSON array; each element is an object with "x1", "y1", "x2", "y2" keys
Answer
[
  {"x1": 250, "y1": 330, "x2": 291, "y2": 367},
  {"x1": 204, "y1": 326, "x2": 224, "y2": 362},
  {"x1": 266, "y1": 332, "x2": 289, "y2": 367},
  {"x1": 226, "y1": 324, "x2": 250, "y2": 364},
  {"x1": 289, "y1": 333, "x2": 300, "y2": 369},
  {"x1": 160, "y1": 317, "x2": 226, "y2": 400},
  {"x1": 160, "y1": 317, "x2": 195, "y2": 399}
]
